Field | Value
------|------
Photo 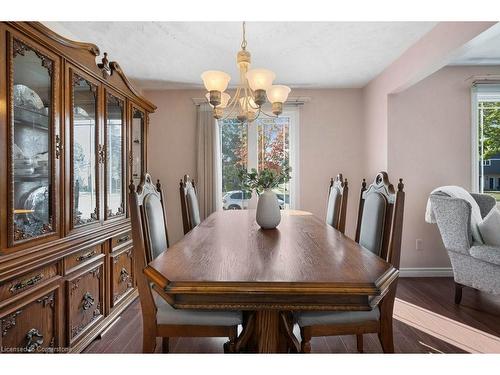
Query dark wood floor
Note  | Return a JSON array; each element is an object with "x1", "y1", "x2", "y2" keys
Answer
[{"x1": 84, "y1": 278, "x2": 500, "y2": 353}]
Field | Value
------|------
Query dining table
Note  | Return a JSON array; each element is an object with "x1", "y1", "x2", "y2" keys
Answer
[{"x1": 144, "y1": 209, "x2": 399, "y2": 353}]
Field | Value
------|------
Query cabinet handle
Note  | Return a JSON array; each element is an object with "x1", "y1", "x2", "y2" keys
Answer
[
  {"x1": 9, "y1": 274, "x2": 44, "y2": 294},
  {"x1": 117, "y1": 235, "x2": 130, "y2": 244},
  {"x1": 97, "y1": 144, "x2": 105, "y2": 164},
  {"x1": 81, "y1": 292, "x2": 95, "y2": 311},
  {"x1": 55, "y1": 135, "x2": 63, "y2": 159},
  {"x1": 24, "y1": 328, "x2": 44, "y2": 352},
  {"x1": 76, "y1": 250, "x2": 96, "y2": 262},
  {"x1": 119, "y1": 268, "x2": 130, "y2": 283}
]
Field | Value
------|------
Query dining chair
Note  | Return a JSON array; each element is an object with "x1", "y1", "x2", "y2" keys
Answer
[
  {"x1": 129, "y1": 173, "x2": 241, "y2": 353},
  {"x1": 325, "y1": 174, "x2": 348, "y2": 233},
  {"x1": 179, "y1": 174, "x2": 201, "y2": 234},
  {"x1": 296, "y1": 172, "x2": 405, "y2": 353}
]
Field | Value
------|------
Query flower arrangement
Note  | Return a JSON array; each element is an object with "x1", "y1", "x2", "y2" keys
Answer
[{"x1": 237, "y1": 166, "x2": 291, "y2": 196}]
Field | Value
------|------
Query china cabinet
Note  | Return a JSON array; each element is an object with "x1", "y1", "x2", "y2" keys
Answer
[{"x1": 0, "y1": 22, "x2": 156, "y2": 353}]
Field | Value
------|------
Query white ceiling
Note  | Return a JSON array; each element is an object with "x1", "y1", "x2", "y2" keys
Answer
[
  {"x1": 43, "y1": 22, "x2": 437, "y2": 90},
  {"x1": 449, "y1": 23, "x2": 500, "y2": 66}
]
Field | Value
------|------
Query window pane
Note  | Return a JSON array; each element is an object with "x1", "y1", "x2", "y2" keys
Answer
[
  {"x1": 12, "y1": 41, "x2": 55, "y2": 241},
  {"x1": 257, "y1": 116, "x2": 290, "y2": 209},
  {"x1": 106, "y1": 94, "x2": 124, "y2": 218},
  {"x1": 220, "y1": 118, "x2": 248, "y2": 210},
  {"x1": 478, "y1": 101, "x2": 500, "y2": 202},
  {"x1": 72, "y1": 75, "x2": 98, "y2": 226}
]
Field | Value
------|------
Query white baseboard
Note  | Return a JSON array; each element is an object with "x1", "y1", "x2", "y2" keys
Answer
[{"x1": 399, "y1": 267, "x2": 453, "y2": 277}]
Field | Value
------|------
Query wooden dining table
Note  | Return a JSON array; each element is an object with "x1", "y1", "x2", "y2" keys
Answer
[{"x1": 144, "y1": 209, "x2": 399, "y2": 353}]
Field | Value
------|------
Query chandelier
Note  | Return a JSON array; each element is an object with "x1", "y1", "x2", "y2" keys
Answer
[{"x1": 201, "y1": 22, "x2": 291, "y2": 123}]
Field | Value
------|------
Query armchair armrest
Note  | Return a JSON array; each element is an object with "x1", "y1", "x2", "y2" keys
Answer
[
  {"x1": 429, "y1": 194, "x2": 472, "y2": 254},
  {"x1": 470, "y1": 193, "x2": 497, "y2": 218}
]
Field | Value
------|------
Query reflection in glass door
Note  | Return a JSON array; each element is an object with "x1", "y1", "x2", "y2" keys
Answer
[
  {"x1": 11, "y1": 39, "x2": 55, "y2": 242},
  {"x1": 131, "y1": 108, "x2": 144, "y2": 185},
  {"x1": 105, "y1": 93, "x2": 125, "y2": 218},
  {"x1": 72, "y1": 74, "x2": 98, "y2": 227}
]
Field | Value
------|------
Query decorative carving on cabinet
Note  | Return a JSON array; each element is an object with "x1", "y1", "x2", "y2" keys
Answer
[
  {"x1": 55, "y1": 134, "x2": 63, "y2": 159},
  {"x1": 119, "y1": 267, "x2": 130, "y2": 283},
  {"x1": 97, "y1": 52, "x2": 112, "y2": 79},
  {"x1": 1, "y1": 310, "x2": 22, "y2": 336},
  {"x1": 24, "y1": 328, "x2": 44, "y2": 352},
  {"x1": 108, "y1": 203, "x2": 124, "y2": 218},
  {"x1": 37, "y1": 292, "x2": 55, "y2": 308},
  {"x1": 71, "y1": 302, "x2": 101, "y2": 338},
  {"x1": 9, "y1": 273, "x2": 44, "y2": 294},
  {"x1": 74, "y1": 207, "x2": 98, "y2": 226},
  {"x1": 13, "y1": 38, "x2": 53, "y2": 76},
  {"x1": 81, "y1": 292, "x2": 95, "y2": 311}
]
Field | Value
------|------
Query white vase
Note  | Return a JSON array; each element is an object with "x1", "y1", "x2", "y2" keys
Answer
[{"x1": 256, "y1": 189, "x2": 281, "y2": 229}]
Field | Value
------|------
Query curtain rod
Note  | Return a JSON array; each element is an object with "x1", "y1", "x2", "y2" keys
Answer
[
  {"x1": 465, "y1": 74, "x2": 500, "y2": 84},
  {"x1": 191, "y1": 96, "x2": 311, "y2": 106}
]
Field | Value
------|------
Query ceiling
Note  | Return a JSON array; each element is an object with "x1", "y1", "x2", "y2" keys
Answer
[
  {"x1": 449, "y1": 23, "x2": 500, "y2": 66},
  {"x1": 43, "y1": 22, "x2": 437, "y2": 90}
]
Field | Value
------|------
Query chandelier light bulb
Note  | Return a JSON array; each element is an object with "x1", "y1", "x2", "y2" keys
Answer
[
  {"x1": 266, "y1": 85, "x2": 291, "y2": 104},
  {"x1": 201, "y1": 70, "x2": 231, "y2": 92},
  {"x1": 246, "y1": 69, "x2": 276, "y2": 91}
]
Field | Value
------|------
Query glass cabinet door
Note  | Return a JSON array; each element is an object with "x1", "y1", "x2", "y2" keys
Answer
[
  {"x1": 71, "y1": 73, "x2": 99, "y2": 227},
  {"x1": 131, "y1": 108, "x2": 144, "y2": 184},
  {"x1": 105, "y1": 92, "x2": 125, "y2": 219},
  {"x1": 10, "y1": 38, "x2": 57, "y2": 244}
]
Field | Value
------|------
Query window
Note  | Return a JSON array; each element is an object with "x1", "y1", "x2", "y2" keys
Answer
[
  {"x1": 472, "y1": 84, "x2": 500, "y2": 202},
  {"x1": 219, "y1": 109, "x2": 299, "y2": 210}
]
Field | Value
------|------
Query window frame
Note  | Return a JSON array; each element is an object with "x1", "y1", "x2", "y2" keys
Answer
[
  {"x1": 217, "y1": 106, "x2": 300, "y2": 210},
  {"x1": 471, "y1": 83, "x2": 500, "y2": 197}
]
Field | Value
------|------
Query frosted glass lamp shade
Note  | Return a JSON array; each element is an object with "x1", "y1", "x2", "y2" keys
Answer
[
  {"x1": 266, "y1": 85, "x2": 291, "y2": 104},
  {"x1": 201, "y1": 71, "x2": 231, "y2": 92},
  {"x1": 246, "y1": 69, "x2": 275, "y2": 91},
  {"x1": 206, "y1": 92, "x2": 230, "y2": 108}
]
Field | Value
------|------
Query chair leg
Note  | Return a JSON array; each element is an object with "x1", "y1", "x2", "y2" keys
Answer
[
  {"x1": 455, "y1": 283, "x2": 463, "y2": 304},
  {"x1": 378, "y1": 322, "x2": 394, "y2": 353},
  {"x1": 300, "y1": 327, "x2": 312, "y2": 353},
  {"x1": 162, "y1": 337, "x2": 169, "y2": 353},
  {"x1": 143, "y1": 333, "x2": 156, "y2": 353},
  {"x1": 356, "y1": 334, "x2": 364, "y2": 353},
  {"x1": 224, "y1": 326, "x2": 238, "y2": 353}
]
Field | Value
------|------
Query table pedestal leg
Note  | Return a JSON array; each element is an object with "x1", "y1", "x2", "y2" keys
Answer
[{"x1": 236, "y1": 311, "x2": 300, "y2": 353}]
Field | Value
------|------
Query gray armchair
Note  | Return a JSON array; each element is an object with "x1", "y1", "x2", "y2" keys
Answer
[{"x1": 430, "y1": 192, "x2": 500, "y2": 303}]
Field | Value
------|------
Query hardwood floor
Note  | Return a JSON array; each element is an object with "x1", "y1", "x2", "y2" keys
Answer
[{"x1": 83, "y1": 278, "x2": 500, "y2": 353}]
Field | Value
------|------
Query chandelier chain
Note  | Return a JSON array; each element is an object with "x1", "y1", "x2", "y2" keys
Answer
[{"x1": 241, "y1": 21, "x2": 247, "y2": 50}]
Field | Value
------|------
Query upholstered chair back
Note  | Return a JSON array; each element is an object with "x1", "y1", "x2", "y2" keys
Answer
[
  {"x1": 325, "y1": 174, "x2": 349, "y2": 233},
  {"x1": 355, "y1": 172, "x2": 405, "y2": 268},
  {"x1": 179, "y1": 175, "x2": 201, "y2": 234},
  {"x1": 129, "y1": 174, "x2": 171, "y2": 327}
]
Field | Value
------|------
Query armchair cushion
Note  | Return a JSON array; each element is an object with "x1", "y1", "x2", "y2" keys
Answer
[
  {"x1": 470, "y1": 245, "x2": 500, "y2": 266},
  {"x1": 155, "y1": 294, "x2": 242, "y2": 326},
  {"x1": 478, "y1": 207, "x2": 500, "y2": 246},
  {"x1": 295, "y1": 307, "x2": 379, "y2": 327}
]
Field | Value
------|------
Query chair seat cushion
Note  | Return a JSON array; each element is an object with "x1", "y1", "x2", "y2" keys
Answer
[
  {"x1": 155, "y1": 294, "x2": 242, "y2": 326},
  {"x1": 294, "y1": 307, "x2": 380, "y2": 327},
  {"x1": 470, "y1": 245, "x2": 500, "y2": 266}
]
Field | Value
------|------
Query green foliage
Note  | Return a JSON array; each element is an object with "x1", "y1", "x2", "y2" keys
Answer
[
  {"x1": 237, "y1": 166, "x2": 291, "y2": 196},
  {"x1": 480, "y1": 102, "x2": 500, "y2": 160}
]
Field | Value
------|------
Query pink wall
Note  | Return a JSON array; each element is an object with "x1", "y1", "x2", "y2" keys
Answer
[
  {"x1": 388, "y1": 65, "x2": 500, "y2": 268},
  {"x1": 145, "y1": 88, "x2": 365, "y2": 244},
  {"x1": 362, "y1": 22, "x2": 496, "y2": 179}
]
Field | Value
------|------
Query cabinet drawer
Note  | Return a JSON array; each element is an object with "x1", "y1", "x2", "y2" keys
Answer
[
  {"x1": 110, "y1": 246, "x2": 134, "y2": 309},
  {"x1": 66, "y1": 261, "x2": 105, "y2": 345},
  {"x1": 0, "y1": 285, "x2": 61, "y2": 353},
  {"x1": 0, "y1": 264, "x2": 58, "y2": 302},
  {"x1": 64, "y1": 244, "x2": 104, "y2": 274},
  {"x1": 111, "y1": 231, "x2": 132, "y2": 249}
]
